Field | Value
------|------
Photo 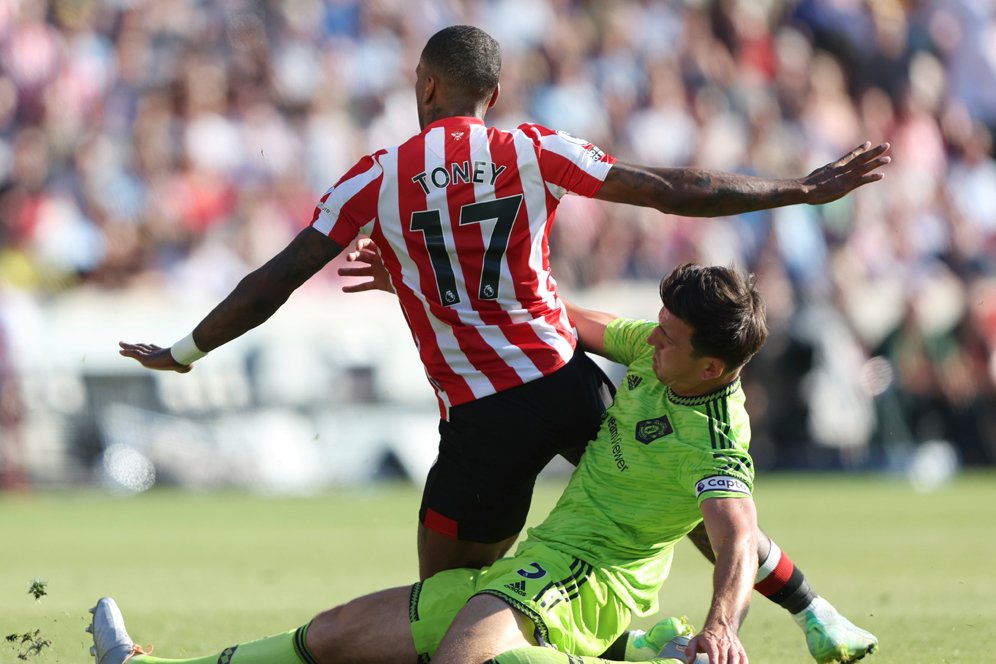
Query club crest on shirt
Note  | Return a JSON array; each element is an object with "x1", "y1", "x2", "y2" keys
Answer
[{"x1": 635, "y1": 415, "x2": 673, "y2": 444}]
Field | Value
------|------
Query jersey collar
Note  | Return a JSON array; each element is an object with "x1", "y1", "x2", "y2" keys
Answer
[
  {"x1": 422, "y1": 116, "x2": 486, "y2": 133},
  {"x1": 666, "y1": 378, "x2": 741, "y2": 407}
]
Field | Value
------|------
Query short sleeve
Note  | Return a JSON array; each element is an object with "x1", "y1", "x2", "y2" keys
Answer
[
  {"x1": 603, "y1": 318, "x2": 655, "y2": 367},
  {"x1": 518, "y1": 123, "x2": 615, "y2": 198},
  {"x1": 692, "y1": 449, "x2": 754, "y2": 505},
  {"x1": 310, "y1": 154, "x2": 382, "y2": 247}
]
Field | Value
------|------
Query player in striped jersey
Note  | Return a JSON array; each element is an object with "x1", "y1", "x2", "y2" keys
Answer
[{"x1": 119, "y1": 25, "x2": 890, "y2": 585}]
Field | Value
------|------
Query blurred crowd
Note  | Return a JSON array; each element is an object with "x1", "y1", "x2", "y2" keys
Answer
[{"x1": 1, "y1": 0, "x2": 995, "y2": 476}]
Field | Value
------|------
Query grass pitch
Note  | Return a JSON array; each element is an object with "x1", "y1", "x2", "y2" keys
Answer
[{"x1": 2, "y1": 472, "x2": 994, "y2": 663}]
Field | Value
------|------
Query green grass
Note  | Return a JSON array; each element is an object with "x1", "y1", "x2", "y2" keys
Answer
[{"x1": 2, "y1": 473, "x2": 994, "y2": 663}]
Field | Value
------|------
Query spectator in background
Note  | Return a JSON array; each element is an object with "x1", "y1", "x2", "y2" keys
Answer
[{"x1": 1, "y1": 0, "x2": 994, "y2": 472}]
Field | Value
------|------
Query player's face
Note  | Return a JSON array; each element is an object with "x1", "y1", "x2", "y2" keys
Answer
[{"x1": 647, "y1": 306, "x2": 713, "y2": 395}]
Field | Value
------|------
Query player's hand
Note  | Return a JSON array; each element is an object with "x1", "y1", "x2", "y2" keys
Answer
[
  {"x1": 118, "y1": 342, "x2": 193, "y2": 373},
  {"x1": 800, "y1": 141, "x2": 891, "y2": 205},
  {"x1": 338, "y1": 237, "x2": 395, "y2": 294},
  {"x1": 686, "y1": 627, "x2": 747, "y2": 664}
]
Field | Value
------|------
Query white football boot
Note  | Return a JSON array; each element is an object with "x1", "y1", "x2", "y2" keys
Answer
[{"x1": 87, "y1": 597, "x2": 148, "y2": 664}]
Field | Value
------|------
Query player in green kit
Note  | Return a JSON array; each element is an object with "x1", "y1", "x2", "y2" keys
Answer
[
  {"x1": 338, "y1": 238, "x2": 878, "y2": 663},
  {"x1": 90, "y1": 263, "x2": 843, "y2": 664}
]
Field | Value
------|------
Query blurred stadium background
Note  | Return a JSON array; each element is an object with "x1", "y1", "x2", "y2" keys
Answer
[{"x1": 2, "y1": 0, "x2": 996, "y2": 495}]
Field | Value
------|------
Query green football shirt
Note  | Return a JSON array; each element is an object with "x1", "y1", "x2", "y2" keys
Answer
[{"x1": 523, "y1": 318, "x2": 755, "y2": 616}]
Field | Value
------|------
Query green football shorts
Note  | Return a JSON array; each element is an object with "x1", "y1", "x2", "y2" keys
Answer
[{"x1": 409, "y1": 541, "x2": 632, "y2": 659}]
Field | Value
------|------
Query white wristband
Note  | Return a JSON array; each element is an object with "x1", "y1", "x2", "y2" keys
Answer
[{"x1": 170, "y1": 333, "x2": 207, "y2": 366}]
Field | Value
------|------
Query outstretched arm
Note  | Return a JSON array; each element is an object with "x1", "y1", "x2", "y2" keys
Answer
[
  {"x1": 686, "y1": 496, "x2": 759, "y2": 664},
  {"x1": 119, "y1": 227, "x2": 344, "y2": 372},
  {"x1": 596, "y1": 142, "x2": 890, "y2": 217}
]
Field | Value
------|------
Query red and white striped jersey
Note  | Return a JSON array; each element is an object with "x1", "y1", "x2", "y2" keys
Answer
[{"x1": 311, "y1": 116, "x2": 615, "y2": 417}]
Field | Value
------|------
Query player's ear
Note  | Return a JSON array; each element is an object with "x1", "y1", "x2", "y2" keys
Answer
[
  {"x1": 422, "y1": 75, "x2": 437, "y2": 105},
  {"x1": 486, "y1": 83, "x2": 500, "y2": 110},
  {"x1": 701, "y1": 357, "x2": 727, "y2": 381}
]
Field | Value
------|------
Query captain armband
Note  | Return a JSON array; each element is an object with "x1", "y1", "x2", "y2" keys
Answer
[{"x1": 694, "y1": 475, "x2": 751, "y2": 498}]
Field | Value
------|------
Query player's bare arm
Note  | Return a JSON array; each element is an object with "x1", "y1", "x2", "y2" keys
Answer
[
  {"x1": 561, "y1": 300, "x2": 618, "y2": 358},
  {"x1": 687, "y1": 496, "x2": 759, "y2": 664},
  {"x1": 596, "y1": 142, "x2": 890, "y2": 217},
  {"x1": 119, "y1": 228, "x2": 343, "y2": 372}
]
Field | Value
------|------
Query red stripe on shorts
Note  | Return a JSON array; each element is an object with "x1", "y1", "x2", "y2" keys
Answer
[{"x1": 424, "y1": 508, "x2": 459, "y2": 539}]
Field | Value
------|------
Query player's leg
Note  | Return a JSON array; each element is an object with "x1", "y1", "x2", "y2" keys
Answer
[
  {"x1": 88, "y1": 587, "x2": 418, "y2": 664},
  {"x1": 418, "y1": 525, "x2": 519, "y2": 580},
  {"x1": 598, "y1": 616, "x2": 696, "y2": 661},
  {"x1": 493, "y1": 649, "x2": 682, "y2": 664},
  {"x1": 418, "y1": 352, "x2": 610, "y2": 580},
  {"x1": 686, "y1": 522, "x2": 878, "y2": 663},
  {"x1": 495, "y1": 637, "x2": 706, "y2": 664},
  {"x1": 304, "y1": 586, "x2": 418, "y2": 662},
  {"x1": 417, "y1": 439, "x2": 532, "y2": 579},
  {"x1": 436, "y1": 550, "x2": 691, "y2": 664},
  {"x1": 753, "y1": 531, "x2": 878, "y2": 662},
  {"x1": 432, "y1": 594, "x2": 536, "y2": 663}
]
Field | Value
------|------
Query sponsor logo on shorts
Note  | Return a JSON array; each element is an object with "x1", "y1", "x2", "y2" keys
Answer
[
  {"x1": 635, "y1": 415, "x2": 673, "y2": 444},
  {"x1": 626, "y1": 374, "x2": 643, "y2": 390},
  {"x1": 504, "y1": 580, "x2": 528, "y2": 597},
  {"x1": 695, "y1": 475, "x2": 751, "y2": 497}
]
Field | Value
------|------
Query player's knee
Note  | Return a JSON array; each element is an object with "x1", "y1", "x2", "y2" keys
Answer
[{"x1": 306, "y1": 603, "x2": 359, "y2": 653}]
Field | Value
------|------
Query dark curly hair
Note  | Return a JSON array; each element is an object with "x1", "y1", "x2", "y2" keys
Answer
[{"x1": 659, "y1": 264, "x2": 767, "y2": 371}]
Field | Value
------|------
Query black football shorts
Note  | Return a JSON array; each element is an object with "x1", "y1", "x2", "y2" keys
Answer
[{"x1": 419, "y1": 351, "x2": 615, "y2": 543}]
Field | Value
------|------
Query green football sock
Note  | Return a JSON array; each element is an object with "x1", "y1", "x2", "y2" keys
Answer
[
  {"x1": 132, "y1": 624, "x2": 317, "y2": 664},
  {"x1": 490, "y1": 645, "x2": 682, "y2": 663}
]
